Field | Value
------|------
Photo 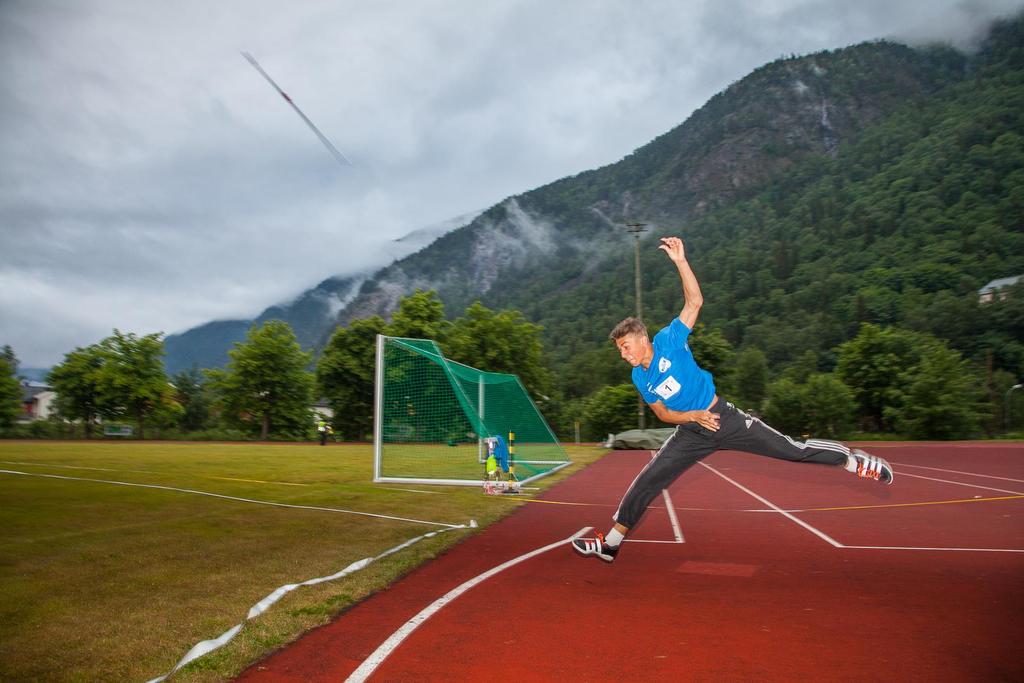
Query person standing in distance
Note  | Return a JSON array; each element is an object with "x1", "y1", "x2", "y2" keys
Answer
[{"x1": 572, "y1": 236, "x2": 892, "y2": 563}]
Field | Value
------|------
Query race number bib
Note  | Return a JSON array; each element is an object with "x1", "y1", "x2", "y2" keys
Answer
[{"x1": 654, "y1": 376, "x2": 681, "y2": 401}]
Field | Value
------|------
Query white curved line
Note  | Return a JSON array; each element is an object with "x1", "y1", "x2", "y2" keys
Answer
[{"x1": 346, "y1": 527, "x2": 591, "y2": 682}]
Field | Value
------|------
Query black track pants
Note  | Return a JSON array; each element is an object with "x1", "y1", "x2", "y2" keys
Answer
[{"x1": 613, "y1": 399, "x2": 849, "y2": 529}]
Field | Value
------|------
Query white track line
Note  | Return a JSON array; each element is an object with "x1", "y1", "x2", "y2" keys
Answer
[
  {"x1": 892, "y1": 462, "x2": 1024, "y2": 484},
  {"x1": 1, "y1": 460, "x2": 309, "y2": 486},
  {"x1": 0, "y1": 459, "x2": 161, "y2": 475},
  {"x1": 698, "y1": 462, "x2": 843, "y2": 547},
  {"x1": 0, "y1": 469, "x2": 464, "y2": 529},
  {"x1": 146, "y1": 523, "x2": 472, "y2": 683},
  {"x1": 701, "y1": 464, "x2": 1022, "y2": 554},
  {"x1": 898, "y1": 471, "x2": 1024, "y2": 496},
  {"x1": 345, "y1": 527, "x2": 592, "y2": 683},
  {"x1": 649, "y1": 449, "x2": 684, "y2": 543},
  {"x1": 661, "y1": 488, "x2": 685, "y2": 543}
]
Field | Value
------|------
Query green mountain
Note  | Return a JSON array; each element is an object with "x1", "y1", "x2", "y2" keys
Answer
[
  {"x1": 332, "y1": 15, "x2": 1024, "y2": 401},
  {"x1": 163, "y1": 275, "x2": 364, "y2": 374}
]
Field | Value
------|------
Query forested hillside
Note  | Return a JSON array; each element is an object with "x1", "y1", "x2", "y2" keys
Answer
[
  {"x1": 500, "y1": 15, "x2": 1023, "y2": 399},
  {"x1": 338, "y1": 38, "x2": 962, "y2": 325}
]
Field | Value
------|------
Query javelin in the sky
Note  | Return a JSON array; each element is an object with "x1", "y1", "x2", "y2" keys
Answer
[{"x1": 241, "y1": 51, "x2": 352, "y2": 167}]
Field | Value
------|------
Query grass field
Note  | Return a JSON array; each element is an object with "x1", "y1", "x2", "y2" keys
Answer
[{"x1": 0, "y1": 440, "x2": 605, "y2": 682}]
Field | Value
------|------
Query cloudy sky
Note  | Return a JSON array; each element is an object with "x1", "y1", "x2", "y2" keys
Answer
[{"x1": 1, "y1": 0, "x2": 1021, "y2": 367}]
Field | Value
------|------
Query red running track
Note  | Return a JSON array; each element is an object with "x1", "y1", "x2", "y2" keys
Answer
[{"x1": 238, "y1": 443, "x2": 1024, "y2": 682}]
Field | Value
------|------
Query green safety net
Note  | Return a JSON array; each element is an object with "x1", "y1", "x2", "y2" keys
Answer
[{"x1": 378, "y1": 337, "x2": 568, "y2": 482}]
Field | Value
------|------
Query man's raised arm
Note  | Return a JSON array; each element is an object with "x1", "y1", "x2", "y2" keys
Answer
[{"x1": 658, "y1": 236, "x2": 703, "y2": 329}]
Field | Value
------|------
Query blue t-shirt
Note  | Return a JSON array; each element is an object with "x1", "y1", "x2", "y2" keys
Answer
[{"x1": 631, "y1": 318, "x2": 716, "y2": 412}]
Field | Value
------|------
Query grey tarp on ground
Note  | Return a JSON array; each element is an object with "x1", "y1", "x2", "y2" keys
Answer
[{"x1": 610, "y1": 428, "x2": 677, "y2": 450}]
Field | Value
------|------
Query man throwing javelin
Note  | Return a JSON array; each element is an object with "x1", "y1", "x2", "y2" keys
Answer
[{"x1": 572, "y1": 236, "x2": 892, "y2": 563}]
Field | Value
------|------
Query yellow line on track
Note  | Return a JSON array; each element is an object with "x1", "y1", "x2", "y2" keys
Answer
[
  {"x1": 507, "y1": 497, "x2": 598, "y2": 506},
  {"x1": 512, "y1": 495, "x2": 1024, "y2": 513},
  {"x1": 801, "y1": 494, "x2": 1024, "y2": 512}
]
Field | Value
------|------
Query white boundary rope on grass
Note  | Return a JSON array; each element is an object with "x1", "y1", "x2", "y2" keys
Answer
[
  {"x1": 0, "y1": 469, "x2": 463, "y2": 528},
  {"x1": 145, "y1": 520, "x2": 476, "y2": 683}
]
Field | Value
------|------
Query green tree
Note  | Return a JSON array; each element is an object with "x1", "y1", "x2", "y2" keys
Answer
[
  {"x1": 556, "y1": 344, "x2": 624, "y2": 400},
  {"x1": 762, "y1": 377, "x2": 806, "y2": 436},
  {"x1": 689, "y1": 323, "x2": 734, "y2": 386},
  {"x1": 0, "y1": 356, "x2": 20, "y2": 429},
  {"x1": 732, "y1": 347, "x2": 769, "y2": 411},
  {"x1": 48, "y1": 344, "x2": 107, "y2": 438},
  {"x1": 387, "y1": 289, "x2": 447, "y2": 340},
  {"x1": 172, "y1": 366, "x2": 210, "y2": 431},
  {"x1": 207, "y1": 321, "x2": 314, "y2": 440},
  {"x1": 94, "y1": 330, "x2": 173, "y2": 439},
  {"x1": 886, "y1": 346, "x2": 986, "y2": 438},
  {"x1": 835, "y1": 324, "x2": 936, "y2": 431},
  {"x1": 801, "y1": 373, "x2": 856, "y2": 438},
  {"x1": 579, "y1": 384, "x2": 641, "y2": 441},
  {"x1": 781, "y1": 350, "x2": 820, "y2": 383},
  {"x1": 444, "y1": 302, "x2": 551, "y2": 398},
  {"x1": 316, "y1": 316, "x2": 387, "y2": 439},
  {"x1": 2, "y1": 344, "x2": 18, "y2": 377},
  {"x1": 764, "y1": 373, "x2": 855, "y2": 439}
]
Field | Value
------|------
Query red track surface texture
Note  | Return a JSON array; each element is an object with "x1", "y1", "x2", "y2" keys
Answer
[{"x1": 238, "y1": 443, "x2": 1024, "y2": 682}]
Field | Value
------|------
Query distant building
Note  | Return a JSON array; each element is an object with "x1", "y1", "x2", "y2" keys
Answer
[
  {"x1": 312, "y1": 398, "x2": 333, "y2": 421},
  {"x1": 20, "y1": 382, "x2": 56, "y2": 421},
  {"x1": 979, "y1": 275, "x2": 1022, "y2": 303}
]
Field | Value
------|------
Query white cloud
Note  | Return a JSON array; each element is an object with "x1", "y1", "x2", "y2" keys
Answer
[{"x1": 1, "y1": 0, "x2": 1022, "y2": 365}]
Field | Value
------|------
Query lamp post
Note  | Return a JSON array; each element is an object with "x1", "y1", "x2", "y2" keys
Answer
[
  {"x1": 625, "y1": 222, "x2": 648, "y2": 429},
  {"x1": 1005, "y1": 383, "x2": 1023, "y2": 431}
]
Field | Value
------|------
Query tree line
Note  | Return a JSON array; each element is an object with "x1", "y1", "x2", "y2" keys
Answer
[
  {"x1": 3, "y1": 286, "x2": 1020, "y2": 442},
  {"x1": 0, "y1": 292, "x2": 549, "y2": 441}
]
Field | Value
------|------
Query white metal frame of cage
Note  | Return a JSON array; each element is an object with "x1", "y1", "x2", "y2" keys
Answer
[{"x1": 372, "y1": 334, "x2": 570, "y2": 487}]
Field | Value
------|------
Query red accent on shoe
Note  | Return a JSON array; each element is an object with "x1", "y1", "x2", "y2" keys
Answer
[{"x1": 857, "y1": 463, "x2": 879, "y2": 480}]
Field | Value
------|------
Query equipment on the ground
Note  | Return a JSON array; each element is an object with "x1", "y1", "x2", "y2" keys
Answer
[
  {"x1": 373, "y1": 335, "x2": 568, "y2": 486},
  {"x1": 482, "y1": 432, "x2": 521, "y2": 494}
]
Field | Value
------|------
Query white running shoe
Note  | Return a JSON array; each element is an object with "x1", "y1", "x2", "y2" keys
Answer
[
  {"x1": 850, "y1": 448, "x2": 894, "y2": 485},
  {"x1": 571, "y1": 532, "x2": 620, "y2": 562}
]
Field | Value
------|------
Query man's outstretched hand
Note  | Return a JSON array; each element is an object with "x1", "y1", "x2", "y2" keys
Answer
[
  {"x1": 691, "y1": 409, "x2": 720, "y2": 431},
  {"x1": 658, "y1": 236, "x2": 687, "y2": 263}
]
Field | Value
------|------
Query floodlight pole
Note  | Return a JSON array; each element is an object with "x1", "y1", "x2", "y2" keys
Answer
[
  {"x1": 625, "y1": 222, "x2": 649, "y2": 429},
  {"x1": 1005, "y1": 383, "x2": 1023, "y2": 430}
]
